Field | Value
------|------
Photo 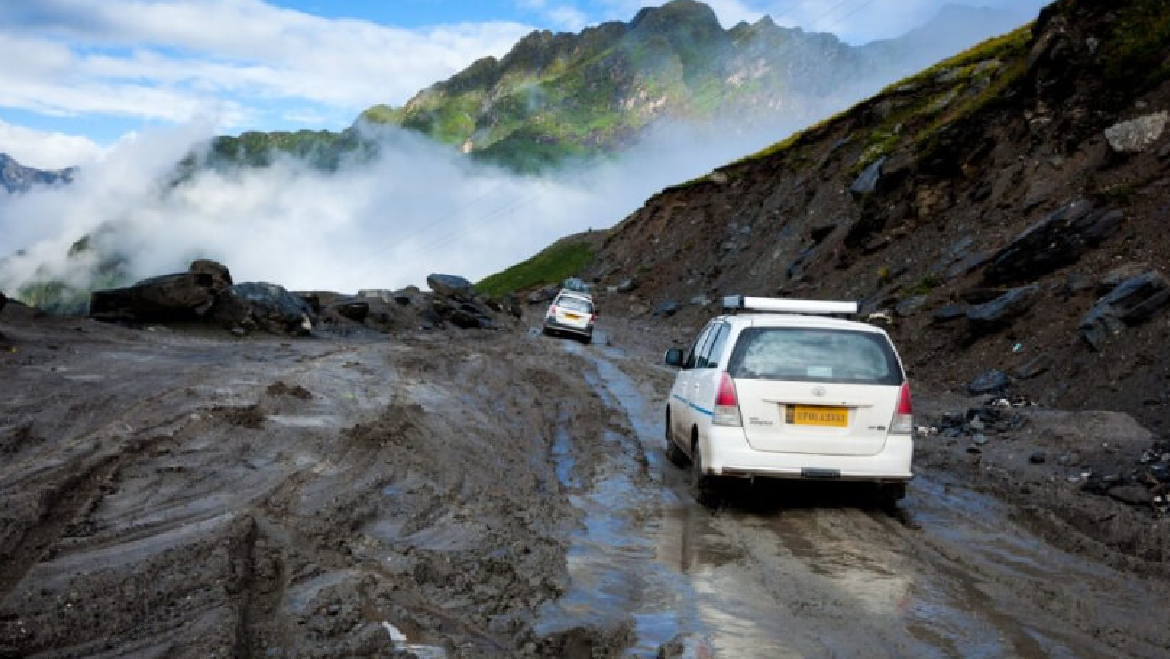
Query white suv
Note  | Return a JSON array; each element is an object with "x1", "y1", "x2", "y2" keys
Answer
[
  {"x1": 542, "y1": 290, "x2": 596, "y2": 343},
  {"x1": 664, "y1": 296, "x2": 913, "y2": 506}
]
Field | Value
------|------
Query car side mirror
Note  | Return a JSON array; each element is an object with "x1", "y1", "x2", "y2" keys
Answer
[{"x1": 664, "y1": 348, "x2": 683, "y2": 367}]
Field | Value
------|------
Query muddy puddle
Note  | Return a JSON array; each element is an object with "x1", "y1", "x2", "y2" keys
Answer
[{"x1": 535, "y1": 339, "x2": 1170, "y2": 657}]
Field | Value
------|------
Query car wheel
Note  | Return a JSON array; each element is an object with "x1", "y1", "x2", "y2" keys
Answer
[
  {"x1": 877, "y1": 482, "x2": 907, "y2": 510},
  {"x1": 541, "y1": 326, "x2": 552, "y2": 337},
  {"x1": 665, "y1": 412, "x2": 687, "y2": 467},
  {"x1": 579, "y1": 334, "x2": 592, "y2": 345},
  {"x1": 691, "y1": 439, "x2": 718, "y2": 506}
]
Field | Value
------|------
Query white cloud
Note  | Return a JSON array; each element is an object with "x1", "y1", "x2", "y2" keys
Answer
[
  {"x1": 0, "y1": 120, "x2": 106, "y2": 169},
  {"x1": 1, "y1": 0, "x2": 534, "y2": 133}
]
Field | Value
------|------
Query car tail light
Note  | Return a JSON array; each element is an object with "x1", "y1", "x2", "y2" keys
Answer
[
  {"x1": 890, "y1": 381, "x2": 913, "y2": 434},
  {"x1": 589, "y1": 313, "x2": 597, "y2": 325},
  {"x1": 713, "y1": 372, "x2": 742, "y2": 427}
]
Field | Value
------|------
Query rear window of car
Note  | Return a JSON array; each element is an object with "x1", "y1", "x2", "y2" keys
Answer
[
  {"x1": 727, "y1": 327, "x2": 903, "y2": 385},
  {"x1": 557, "y1": 297, "x2": 593, "y2": 313}
]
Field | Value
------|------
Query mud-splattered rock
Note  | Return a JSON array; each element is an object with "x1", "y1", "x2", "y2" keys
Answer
[
  {"x1": 1014, "y1": 354, "x2": 1052, "y2": 380},
  {"x1": 1107, "y1": 484, "x2": 1151, "y2": 506}
]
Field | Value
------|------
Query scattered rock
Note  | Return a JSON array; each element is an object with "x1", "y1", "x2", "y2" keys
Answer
[
  {"x1": 931, "y1": 303, "x2": 967, "y2": 323},
  {"x1": 966, "y1": 285, "x2": 1039, "y2": 334},
  {"x1": 332, "y1": 301, "x2": 370, "y2": 323},
  {"x1": 972, "y1": 434, "x2": 989, "y2": 446},
  {"x1": 616, "y1": 277, "x2": 638, "y2": 293},
  {"x1": 1098, "y1": 263, "x2": 1151, "y2": 295},
  {"x1": 214, "y1": 282, "x2": 315, "y2": 336},
  {"x1": 983, "y1": 201, "x2": 1123, "y2": 284},
  {"x1": 1104, "y1": 111, "x2": 1168, "y2": 153},
  {"x1": 653, "y1": 301, "x2": 680, "y2": 317},
  {"x1": 689, "y1": 294, "x2": 713, "y2": 307},
  {"x1": 0, "y1": 291, "x2": 6, "y2": 314},
  {"x1": 1014, "y1": 354, "x2": 1052, "y2": 380},
  {"x1": 657, "y1": 632, "x2": 714, "y2": 658},
  {"x1": 1079, "y1": 271, "x2": 1170, "y2": 350},
  {"x1": 526, "y1": 285, "x2": 558, "y2": 304},
  {"x1": 1029, "y1": 452, "x2": 1047, "y2": 464},
  {"x1": 850, "y1": 156, "x2": 886, "y2": 195},
  {"x1": 426, "y1": 274, "x2": 476, "y2": 301},
  {"x1": 969, "y1": 369, "x2": 1011, "y2": 396},
  {"x1": 895, "y1": 295, "x2": 928, "y2": 317}
]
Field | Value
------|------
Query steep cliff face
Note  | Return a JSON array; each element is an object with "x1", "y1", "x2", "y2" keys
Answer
[
  {"x1": 365, "y1": 0, "x2": 1024, "y2": 172},
  {"x1": 583, "y1": 0, "x2": 1170, "y2": 431}
]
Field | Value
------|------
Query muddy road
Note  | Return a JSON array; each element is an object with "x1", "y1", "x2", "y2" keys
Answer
[{"x1": 2, "y1": 311, "x2": 1169, "y2": 657}]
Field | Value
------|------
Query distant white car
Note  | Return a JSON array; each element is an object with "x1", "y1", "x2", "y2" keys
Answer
[
  {"x1": 664, "y1": 296, "x2": 913, "y2": 506},
  {"x1": 543, "y1": 290, "x2": 596, "y2": 343}
]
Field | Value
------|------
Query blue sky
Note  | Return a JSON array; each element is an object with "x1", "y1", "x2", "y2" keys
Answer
[{"x1": 0, "y1": 0, "x2": 1048, "y2": 168}]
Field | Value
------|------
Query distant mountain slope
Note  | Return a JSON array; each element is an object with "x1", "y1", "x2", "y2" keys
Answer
[
  {"x1": 560, "y1": 0, "x2": 1170, "y2": 430},
  {"x1": 0, "y1": 153, "x2": 74, "y2": 193},
  {"x1": 362, "y1": 0, "x2": 1027, "y2": 171}
]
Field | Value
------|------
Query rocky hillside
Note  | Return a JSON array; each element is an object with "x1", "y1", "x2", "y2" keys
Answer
[
  {"x1": 577, "y1": 0, "x2": 1170, "y2": 432},
  {"x1": 0, "y1": 153, "x2": 74, "y2": 193},
  {"x1": 364, "y1": 1, "x2": 1025, "y2": 171}
]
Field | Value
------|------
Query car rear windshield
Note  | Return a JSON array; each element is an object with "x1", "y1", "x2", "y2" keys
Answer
[
  {"x1": 727, "y1": 327, "x2": 904, "y2": 385},
  {"x1": 557, "y1": 297, "x2": 593, "y2": 313}
]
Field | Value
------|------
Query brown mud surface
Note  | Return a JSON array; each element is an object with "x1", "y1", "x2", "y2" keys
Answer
[{"x1": 2, "y1": 305, "x2": 1170, "y2": 657}]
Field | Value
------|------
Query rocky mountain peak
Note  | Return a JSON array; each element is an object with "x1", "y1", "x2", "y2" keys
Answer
[{"x1": 0, "y1": 153, "x2": 75, "y2": 194}]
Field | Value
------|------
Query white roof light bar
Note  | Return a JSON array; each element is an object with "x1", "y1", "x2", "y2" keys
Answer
[{"x1": 722, "y1": 295, "x2": 858, "y2": 316}]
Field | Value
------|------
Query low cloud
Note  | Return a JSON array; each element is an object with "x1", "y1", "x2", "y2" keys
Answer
[{"x1": 0, "y1": 120, "x2": 106, "y2": 170}]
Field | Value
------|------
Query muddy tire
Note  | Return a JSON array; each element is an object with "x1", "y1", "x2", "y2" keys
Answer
[
  {"x1": 877, "y1": 482, "x2": 907, "y2": 510},
  {"x1": 691, "y1": 442, "x2": 718, "y2": 506},
  {"x1": 665, "y1": 414, "x2": 688, "y2": 467},
  {"x1": 541, "y1": 326, "x2": 553, "y2": 337},
  {"x1": 579, "y1": 334, "x2": 592, "y2": 345}
]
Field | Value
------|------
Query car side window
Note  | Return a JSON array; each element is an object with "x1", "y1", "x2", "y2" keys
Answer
[
  {"x1": 699, "y1": 323, "x2": 730, "y2": 369},
  {"x1": 683, "y1": 324, "x2": 713, "y2": 369}
]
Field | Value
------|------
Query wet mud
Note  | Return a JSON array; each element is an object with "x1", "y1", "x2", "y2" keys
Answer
[{"x1": 1, "y1": 310, "x2": 1169, "y2": 656}]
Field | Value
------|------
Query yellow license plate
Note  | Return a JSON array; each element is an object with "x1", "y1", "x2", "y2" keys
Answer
[
  {"x1": 788, "y1": 405, "x2": 848, "y2": 427},
  {"x1": 563, "y1": 313, "x2": 581, "y2": 320}
]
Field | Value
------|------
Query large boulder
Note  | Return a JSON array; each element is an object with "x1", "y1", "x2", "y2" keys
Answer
[
  {"x1": 969, "y1": 369, "x2": 1011, "y2": 395},
  {"x1": 426, "y1": 274, "x2": 476, "y2": 301},
  {"x1": 213, "y1": 282, "x2": 314, "y2": 336},
  {"x1": 983, "y1": 201, "x2": 1122, "y2": 285},
  {"x1": 966, "y1": 285, "x2": 1039, "y2": 335},
  {"x1": 90, "y1": 260, "x2": 233, "y2": 322},
  {"x1": 1079, "y1": 272, "x2": 1170, "y2": 350}
]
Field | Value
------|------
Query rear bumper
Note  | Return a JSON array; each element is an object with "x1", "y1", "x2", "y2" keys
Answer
[
  {"x1": 544, "y1": 319, "x2": 593, "y2": 337},
  {"x1": 703, "y1": 426, "x2": 913, "y2": 482}
]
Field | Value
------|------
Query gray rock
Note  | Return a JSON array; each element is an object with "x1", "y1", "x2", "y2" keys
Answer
[
  {"x1": 984, "y1": 201, "x2": 1123, "y2": 284},
  {"x1": 1079, "y1": 271, "x2": 1170, "y2": 350},
  {"x1": 657, "y1": 632, "x2": 713, "y2": 659},
  {"x1": 1014, "y1": 354, "x2": 1052, "y2": 380},
  {"x1": 850, "y1": 156, "x2": 887, "y2": 195},
  {"x1": 968, "y1": 369, "x2": 1011, "y2": 395},
  {"x1": 1029, "y1": 452, "x2": 1047, "y2": 464},
  {"x1": 1104, "y1": 111, "x2": 1168, "y2": 153},
  {"x1": 214, "y1": 282, "x2": 314, "y2": 336},
  {"x1": 333, "y1": 301, "x2": 370, "y2": 322},
  {"x1": 966, "y1": 285, "x2": 1039, "y2": 334},
  {"x1": 1097, "y1": 263, "x2": 1149, "y2": 295},
  {"x1": 972, "y1": 434, "x2": 989, "y2": 446},
  {"x1": 526, "y1": 285, "x2": 558, "y2": 304},
  {"x1": 616, "y1": 277, "x2": 638, "y2": 293},
  {"x1": 931, "y1": 303, "x2": 968, "y2": 323},
  {"x1": 690, "y1": 294, "x2": 713, "y2": 307},
  {"x1": 895, "y1": 295, "x2": 928, "y2": 317},
  {"x1": 653, "y1": 301, "x2": 680, "y2": 317},
  {"x1": 0, "y1": 291, "x2": 6, "y2": 314},
  {"x1": 426, "y1": 274, "x2": 476, "y2": 301}
]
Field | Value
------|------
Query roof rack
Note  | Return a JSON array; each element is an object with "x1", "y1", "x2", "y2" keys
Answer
[{"x1": 722, "y1": 295, "x2": 858, "y2": 317}]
